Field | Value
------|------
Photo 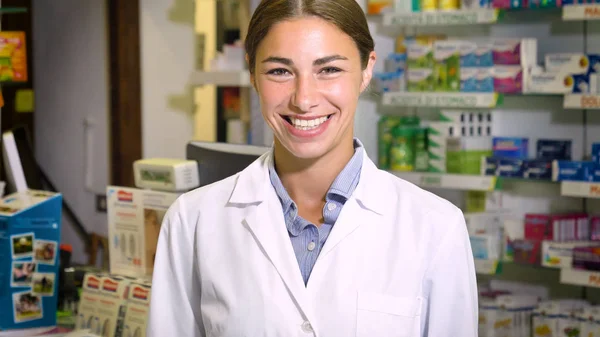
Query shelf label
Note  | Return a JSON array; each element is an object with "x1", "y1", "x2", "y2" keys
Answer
[
  {"x1": 384, "y1": 9, "x2": 497, "y2": 26},
  {"x1": 580, "y1": 95, "x2": 600, "y2": 108},
  {"x1": 420, "y1": 175, "x2": 442, "y2": 187},
  {"x1": 590, "y1": 184, "x2": 600, "y2": 197},
  {"x1": 386, "y1": 93, "x2": 495, "y2": 107},
  {"x1": 584, "y1": 6, "x2": 600, "y2": 18},
  {"x1": 563, "y1": 4, "x2": 600, "y2": 20}
]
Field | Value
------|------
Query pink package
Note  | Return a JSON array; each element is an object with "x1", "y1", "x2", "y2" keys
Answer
[
  {"x1": 592, "y1": 216, "x2": 600, "y2": 241},
  {"x1": 493, "y1": 66, "x2": 523, "y2": 94},
  {"x1": 492, "y1": 0, "x2": 528, "y2": 8},
  {"x1": 525, "y1": 214, "x2": 552, "y2": 240}
]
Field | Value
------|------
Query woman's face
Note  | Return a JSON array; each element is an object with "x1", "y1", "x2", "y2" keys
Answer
[{"x1": 252, "y1": 16, "x2": 375, "y2": 160}]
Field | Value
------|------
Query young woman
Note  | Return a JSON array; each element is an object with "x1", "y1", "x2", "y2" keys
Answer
[{"x1": 147, "y1": 0, "x2": 478, "y2": 336}]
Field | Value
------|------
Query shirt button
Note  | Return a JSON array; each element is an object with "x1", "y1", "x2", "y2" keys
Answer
[
  {"x1": 327, "y1": 202, "x2": 336, "y2": 211},
  {"x1": 301, "y1": 321, "x2": 313, "y2": 333},
  {"x1": 307, "y1": 242, "x2": 316, "y2": 251}
]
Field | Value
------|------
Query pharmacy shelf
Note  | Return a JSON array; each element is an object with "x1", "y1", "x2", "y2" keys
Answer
[
  {"x1": 562, "y1": 4, "x2": 600, "y2": 20},
  {"x1": 560, "y1": 269, "x2": 600, "y2": 288},
  {"x1": 382, "y1": 9, "x2": 501, "y2": 27},
  {"x1": 390, "y1": 171, "x2": 498, "y2": 191},
  {"x1": 560, "y1": 181, "x2": 600, "y2": 199},
  {"x1": 189, "y1": 71, "x2": 251, "y2": 87},
  {"x1": 563, "y1": 94, "x2": 600, "y2": 109},
  {"x1": 475, "y1": 259, "x2": 501, "y2": 275},
  {"x1": 381, "y1": 92, "x2": 503, "y2": 108}
]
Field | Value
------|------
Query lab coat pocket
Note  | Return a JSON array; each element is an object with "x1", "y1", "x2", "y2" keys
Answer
[{"x1": 356, "y1": 292, "x2": 422, "y2": 337}]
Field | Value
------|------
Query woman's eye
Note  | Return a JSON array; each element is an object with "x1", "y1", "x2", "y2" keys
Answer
[
  {"x1": 266, "y1": 68, "x2": 290, "y2": 76},
  {"x1": 320, "y1": 67, "x2": 342, "y2": 74}
]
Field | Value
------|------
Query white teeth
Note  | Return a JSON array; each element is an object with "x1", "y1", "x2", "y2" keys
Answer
[{"x1": 289, "y1": 116, "x2": 328, "y2": 130}]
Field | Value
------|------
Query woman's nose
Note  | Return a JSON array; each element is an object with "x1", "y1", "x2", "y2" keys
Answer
[{"x1": 292, "y1": 74, "x2": 319, "y2": 112}]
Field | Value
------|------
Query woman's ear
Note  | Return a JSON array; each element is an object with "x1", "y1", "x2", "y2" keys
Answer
[
  {"x1": 360, "y1": 51, "x2": 377, "y2": 93},
  {"x1": 246, "y1": 53, "x2": 257, "y2": 91}
]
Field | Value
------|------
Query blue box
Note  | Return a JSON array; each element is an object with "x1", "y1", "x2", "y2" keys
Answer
[
  {"x1": 593, "y1": 169, "x2": 600, "y2": 182},
  {"x1": 482, "y1": 157, "x2": 525, "y2": 177},
  {"x1": 592, "y1": 143, "x2": 600, "y2": 166},
  {"x1": 536, "y1": 139, "x2": 572, "y2": 160},
  {"x1": 0, "y1": 190, "x2": 62, "y2": 331},
  {"x1": 552, "y1": 160, "x2": 597, "y2": 182},
  {"x1": 493, "y1": 137, "x2": 529, "y2": 159},
  {"x1": 523, "y1": 159, "x2": 553, "y2": 180}
]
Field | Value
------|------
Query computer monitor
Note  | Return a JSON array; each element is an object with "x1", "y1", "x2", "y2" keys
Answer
[{"x1": 186, "y1": 141, "x2": 270, "y2": 187}]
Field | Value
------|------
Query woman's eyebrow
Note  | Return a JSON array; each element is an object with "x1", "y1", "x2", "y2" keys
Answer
[{"x1": 261, "y1": 54, "x2": 348, "y2": 66}]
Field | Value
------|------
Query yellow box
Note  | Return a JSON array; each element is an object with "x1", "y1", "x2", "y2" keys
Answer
[{"x1": 0, "y1": 32, "x2": 27, "y2": 83}]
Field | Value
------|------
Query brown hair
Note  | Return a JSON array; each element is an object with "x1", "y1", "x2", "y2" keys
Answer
[{"x1": 245, "y1": 0, "x2": 375, "y2": 74}]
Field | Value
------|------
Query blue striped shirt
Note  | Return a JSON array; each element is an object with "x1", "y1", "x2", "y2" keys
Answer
[{"x1": 268, "y1": 139, "x2": 364, "y2": 285}]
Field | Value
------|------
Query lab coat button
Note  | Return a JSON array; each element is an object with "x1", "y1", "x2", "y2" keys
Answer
[
  {"x1": 327, "y1": 203, "x2": 336, "y2": 211},
  {"x1": 307, "y1": 242, "x2": 316, "y2": 251},
  {"x1": 301, "y1": 321, "x2": 313, "y2": 333}
]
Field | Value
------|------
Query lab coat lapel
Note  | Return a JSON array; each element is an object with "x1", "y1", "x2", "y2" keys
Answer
[
  {"x1": 317, "y1": 151, "x2": 386, "y2": 260},
  {"x1": 229, "y1": 152, "x2": 314, "y2": 321}
]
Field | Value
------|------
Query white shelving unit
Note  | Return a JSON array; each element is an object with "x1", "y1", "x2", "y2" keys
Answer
[
  {"x1": 189, "y1": 71, "x2": 251, "y2": 87},
  {"x1": 560, "y1": 269, "x2": 600, "y2": 288},
  {"x1": 382, "y1": 8, "x2": 500, "y2": 27},
  {"x1": 381, "y1": 92, "x2": 502, "y2": 108},
  {"x1": 390, "y1": 171, "x2": 497, "y2": 191},
  {"x1": 560, "y1": 181, "x2": 600, "y2": 199},
  {"x1": 562, "y1": 4, "x2": 600, "y2": 21},
  {"x1": 563, "y1": 94, "x2": 600, "y2": 109}
]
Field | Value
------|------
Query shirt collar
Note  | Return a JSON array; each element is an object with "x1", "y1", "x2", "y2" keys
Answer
[{"x1": 268, "y1": 138, "x2": 364, "y2": 218}]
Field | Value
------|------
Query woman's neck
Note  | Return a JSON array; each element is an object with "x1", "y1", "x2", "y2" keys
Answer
[{"x1": 273, "y1": 139, "x2": 355, "y2": 205}]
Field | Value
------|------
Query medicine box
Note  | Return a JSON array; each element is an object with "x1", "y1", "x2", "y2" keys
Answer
[
  {"x1": 493, "y1": 66, "x2": 524, "y2": 94},
  {"x1": 107, "y1": 186, "x2": 180, "y2": 278},
  {"x1": 122, "y1": 281, "x2": 152, "y2": 337},
  {"x1": 552, "y1": 160, "x2": 596, "y2": 182},
  {"x1": 492, "y1": 137, "x2": 529, "y2": 159},
  {"x1": 0, "y1": 190, "x2": 63, "y2": 331},
  {"x1": 492, "y1": 39, "x2": 537, "y2": 67},
  {"x1": 545, "y1": 54, "x2": 600, "y2": 75},
  {"x1": 76, "y1": 273, "x2": 135, "y2": 336}
]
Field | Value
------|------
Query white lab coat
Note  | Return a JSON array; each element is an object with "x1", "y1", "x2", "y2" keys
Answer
[{"x1": 147, "y1": 148, "x2": 478, "y2": 337}]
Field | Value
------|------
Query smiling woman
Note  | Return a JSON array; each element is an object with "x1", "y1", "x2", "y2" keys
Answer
[{"x1": 147, "y1": 1, "x2": 478, "y2": 337}]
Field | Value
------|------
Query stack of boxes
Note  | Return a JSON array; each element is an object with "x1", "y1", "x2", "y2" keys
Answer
[
  {"x1": 374, "y1": 36, "x2": 538, "y2": 94},
  {"x1": 73, "y1": 185, "x2": 182, "y2": 336},
  {"x1": 552, "y1": 142, "x2": 600, "y2": 182},
  {"x1": 76, "y1": 273, "x2": 151, "y2": 337},
  {"x1": 483, "y1": 138, "x2": 577, "y2": 181}
]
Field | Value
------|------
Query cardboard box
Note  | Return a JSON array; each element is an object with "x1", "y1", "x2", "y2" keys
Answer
[
  {"x1": 0, "y1": 190, "x2": 62, "y2": 331},
  {"x1": 107, "y1": 186, "x2": 180, "y2": 278}
]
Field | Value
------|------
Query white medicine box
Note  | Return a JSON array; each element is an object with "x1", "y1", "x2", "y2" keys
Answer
[{"x1": 107, "y1": 186, "x2": 180, "y2": 278}]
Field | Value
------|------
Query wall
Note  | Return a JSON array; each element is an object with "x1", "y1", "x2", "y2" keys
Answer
[
  {"x1": 141, "y1": 0, "x2": 196, "y2": 159},
  {"x1": 32, "y1": 0, "x2": 110, "y2": 264}
]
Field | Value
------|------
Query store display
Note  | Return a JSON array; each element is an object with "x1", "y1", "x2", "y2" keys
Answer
[
  {"x1": 107, "y1": 186, "x2": 180, "y2": 278},
  {"x1": 0, "y1": 190, "x2": 63, "y2": 331}
]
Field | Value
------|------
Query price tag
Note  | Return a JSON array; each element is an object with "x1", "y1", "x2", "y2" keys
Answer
[
  {"x1": 589, "y1": 273, "x2": 600, "y2": 287},
  {"x1": 581, "y1": 95, "x2": 600, "y2": 108},
  {"x1": 420, "y1": 175, "x2": 442, "y2": 187},
  {"x1": 590, "y1": 184, "x2": 600, "y2": 197}
]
